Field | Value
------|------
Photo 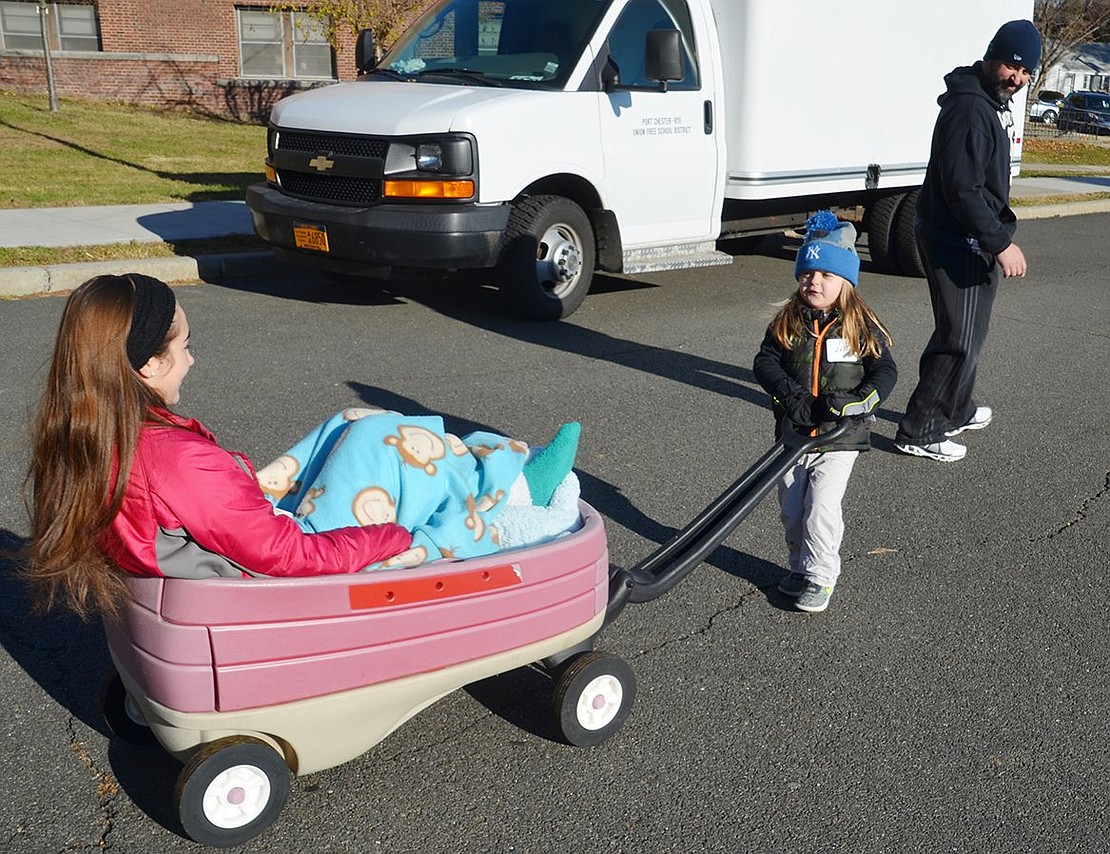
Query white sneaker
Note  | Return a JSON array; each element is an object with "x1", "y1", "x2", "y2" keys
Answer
[
  {"x1": 945, "y1": 406, "x2": 993, "y2": 437},
  {"x1": 895, "y1": 439, "x2": 967, "y2": 462}
]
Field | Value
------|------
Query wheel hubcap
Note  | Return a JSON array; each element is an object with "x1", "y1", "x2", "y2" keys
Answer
[
  {"x1": 535, "y1": 223, "x2": 583, "y2": 296},
  {"x1": 202, "y1": 764, "x2": 271, "y2": 829},
  {"x1": 576, "y1": 674, "x2": 623, "y2": 730}
]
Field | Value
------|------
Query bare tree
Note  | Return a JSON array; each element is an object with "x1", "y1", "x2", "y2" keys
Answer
[
  {"x1": 1034, "y1": 0, "x2": 1110, "y2": 95},
  {"x1": 270, "y1": 0, "x2": 436, "y2": 61}
]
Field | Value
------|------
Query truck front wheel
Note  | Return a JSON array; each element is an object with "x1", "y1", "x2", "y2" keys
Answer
[{"x1": 497, "y1": 195, "x2": 595, "y2": 320}]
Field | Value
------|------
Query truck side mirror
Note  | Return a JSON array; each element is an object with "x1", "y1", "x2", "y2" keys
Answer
[
  {"x1": 355, "y1": 29, "x2": 376, "y2": 74},
  {"x1": 645, "y1": 29, "x2": 683, "y2": 92}
]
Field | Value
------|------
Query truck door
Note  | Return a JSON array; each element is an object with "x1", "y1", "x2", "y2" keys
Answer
[{"x1": 596, "y1": 0, "x2": 721, "y2": 249}]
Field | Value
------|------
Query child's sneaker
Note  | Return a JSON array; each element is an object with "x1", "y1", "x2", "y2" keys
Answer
[
  {"x1": 895, "y1": 439, "x2": 967, "y2": 462},
  {"x1": 776, "y1": 572, "x2": 809, "y2": 597},
  {"x1": 945, "y1": 406, "x2": 993, "y2": 437},
  {"x1": 795, "y1": 582, "x2": 834, "y2": 613}
]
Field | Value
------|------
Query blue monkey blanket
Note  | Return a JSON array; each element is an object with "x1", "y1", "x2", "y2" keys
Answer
[{"x1": 256, "y1": 408, "x2": 563, "y2": 569}]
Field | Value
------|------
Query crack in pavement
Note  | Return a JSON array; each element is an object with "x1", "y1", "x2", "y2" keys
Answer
[
  {"x1": 1032, "y1": 470, "x2": 1110, "y2": 542},
  {"x1": 67, "y1": 713, "x2": 120, "y2": 851}
]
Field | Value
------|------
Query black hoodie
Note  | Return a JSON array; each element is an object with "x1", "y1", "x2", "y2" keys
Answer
[{"x1": 916, "y1": 64, "x2": 1017, "y2": 255}]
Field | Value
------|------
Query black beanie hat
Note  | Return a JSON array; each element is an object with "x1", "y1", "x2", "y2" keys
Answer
[{"x1": 984, "y1": 19, "x2": 1042, "y2": 71}]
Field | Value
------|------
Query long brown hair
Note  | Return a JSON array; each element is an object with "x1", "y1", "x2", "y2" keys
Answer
[
  {"x1": 769, "y1": 282, "x2": 893, "y2": 358},
  {"x1": 24, "y1": 275, "x2": 174, "y2": 619}
]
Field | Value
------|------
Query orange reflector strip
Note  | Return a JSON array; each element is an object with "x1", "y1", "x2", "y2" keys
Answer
[
  {"x1": 383, "y1": 179, "x2": 475, "y2": 199},
  {"x1": 349, "y1": 564, "x2": 521, "y2": 609},
  {"x1": 265, "y1": 162, "x2": 277, "y2": 183}
]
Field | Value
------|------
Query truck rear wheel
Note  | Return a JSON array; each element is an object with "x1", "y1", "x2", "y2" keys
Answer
[
  {"x1": 864, "y1": 194, "x2": 903, "y2": 274},
  {"x1": 497, "y1": 195, "x2": 595, "y2": 321},
  {"x1": 865, "y1": 191, "x2": 925, "y2": 277},
  {"x1": 892, "y1": 190, "x2": 925, "y2": 278}
]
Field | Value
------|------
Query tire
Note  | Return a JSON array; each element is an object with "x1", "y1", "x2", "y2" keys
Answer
[
  {"x1": 1042, "y1": 108, "x2": 1057, "y2": 126},
  {"x1": 552, "y1": 651, "x2": 636, "y2": 747},
  {"x1": 863, "y1": 194, "x2": 904, "y2": 274},
  {"x1": 175, "y1": 736, "x2": 291, "y2": 848},
  {"x1": 99, "y1": 671, "x2": 157, "y2": 746},
  {"x1": 893, "y1": 190, "x2": 925, "y2": 278},
  {"x1": 497, "y1": 195, "x2": 595, "y2": 321}
]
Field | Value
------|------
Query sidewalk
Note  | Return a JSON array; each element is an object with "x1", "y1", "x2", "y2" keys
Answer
[{"x1": 1, "y1": 173, "x2": 1108, "y2": 297}]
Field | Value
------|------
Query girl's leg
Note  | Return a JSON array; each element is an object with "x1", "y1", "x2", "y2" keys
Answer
[
  {"x1": 798, "y1": 451, "x2": 859, "y2": 587},
  {"x1": 777, "y1": 456, "x2": 812, "y2": 574}
]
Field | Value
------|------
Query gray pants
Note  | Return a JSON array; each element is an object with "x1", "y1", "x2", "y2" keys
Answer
[{"x1": 778, "y1": 450, "x2": 859, "y2": 587}]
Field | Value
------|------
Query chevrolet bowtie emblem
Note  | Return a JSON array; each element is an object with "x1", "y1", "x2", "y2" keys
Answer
[{"x1": 308, "y1": 154, "x2": 335, "y2": 172}]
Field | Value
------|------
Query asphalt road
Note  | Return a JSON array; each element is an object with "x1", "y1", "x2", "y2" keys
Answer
[{"x1": 1, "y1": 213, "x2": 1107, "y2": 853}]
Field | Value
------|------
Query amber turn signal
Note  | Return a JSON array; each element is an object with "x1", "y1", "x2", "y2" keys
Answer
[{"x1": 383, "y1": 179, "x2": 475, "y2": 199}]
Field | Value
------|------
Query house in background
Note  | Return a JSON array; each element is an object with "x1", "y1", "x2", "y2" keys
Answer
[
  {"x1": 0, "y1": 0, "x2": 362, "y2": 121},
  {"x1": 1039, "y1": 42, "x2": 1110, "y2": 96}
]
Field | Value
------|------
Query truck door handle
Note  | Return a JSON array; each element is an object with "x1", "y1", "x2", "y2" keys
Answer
[{"x1": 704, "y1": 100, "x2": 713, "y2": 134}]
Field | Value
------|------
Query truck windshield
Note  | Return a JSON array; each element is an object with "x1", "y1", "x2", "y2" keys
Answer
[{"x1": 377, "y1": 0, "x2": 611, "y2": 89}]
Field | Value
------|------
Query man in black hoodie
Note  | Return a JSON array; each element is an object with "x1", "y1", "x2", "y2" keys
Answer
[{"x1": 895, "y1": 19, "x2": 1042, "y2": 463}]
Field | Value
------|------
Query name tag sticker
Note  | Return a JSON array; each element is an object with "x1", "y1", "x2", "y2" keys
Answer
[{"x1": 826, "y1": 338, "x2": 859, "y2": 363}]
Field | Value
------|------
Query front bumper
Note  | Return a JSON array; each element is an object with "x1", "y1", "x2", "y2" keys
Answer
[{"x1": 246, "y1": 183, "x2": 511, "y2": 272}]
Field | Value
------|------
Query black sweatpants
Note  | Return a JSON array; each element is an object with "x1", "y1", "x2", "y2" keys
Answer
[{"x1": 895, "y1": 227, "x2": 999, "y2": 445}]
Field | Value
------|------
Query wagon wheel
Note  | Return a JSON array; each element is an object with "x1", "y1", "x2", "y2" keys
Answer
[
  {"x1": 175, "y1": 735, "x2": 291, "y2": 847},
  {"x1": 99, "y1": 671, "x2": 156, "y2": 746},
  {"x1": 552, "y1": 651, "x2": 636, "y2": 747}
]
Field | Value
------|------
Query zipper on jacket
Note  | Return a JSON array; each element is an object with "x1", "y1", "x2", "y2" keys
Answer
[{"x1": 809, "y1": 317, "x2": 835, "y2": 436}]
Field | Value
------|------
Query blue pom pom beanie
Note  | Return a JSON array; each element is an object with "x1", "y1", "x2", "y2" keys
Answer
[
  {"x1": 984, "y1": 19, "x2": 1042, "y2": 71},
  {"x1": 794, "y1": 210, "x2": 860, "y2": 287}
]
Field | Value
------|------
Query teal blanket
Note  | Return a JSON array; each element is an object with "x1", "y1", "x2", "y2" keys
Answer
[{"x1": 256, "y1": 408, "x2": 529, "y2": 568}]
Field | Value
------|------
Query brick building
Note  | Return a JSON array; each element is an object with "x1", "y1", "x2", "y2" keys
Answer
[{"x1": 0, "y1": 1, "x2": 365, "y2": 121}]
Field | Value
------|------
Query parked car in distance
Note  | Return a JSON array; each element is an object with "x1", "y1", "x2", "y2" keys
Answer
[
  {"x1": 1058, "y1": 90, "x2": 1110, "y2": 135},
  {"x1": 1029, "y1": 89, "x2": 1065, "y2": 124}
]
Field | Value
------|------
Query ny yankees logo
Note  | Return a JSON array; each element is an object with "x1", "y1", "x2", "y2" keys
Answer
[{"x1": 805, "y1": 244, "x2": 822, "y2": 261}]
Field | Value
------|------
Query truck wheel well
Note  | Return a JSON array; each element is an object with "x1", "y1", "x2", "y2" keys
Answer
[
  {"x1": 516, "y1": 175, "x2": 620, "y2": 272},
  {"x1": 518, "y1": 174, "x2": 601, "y2": 212}
]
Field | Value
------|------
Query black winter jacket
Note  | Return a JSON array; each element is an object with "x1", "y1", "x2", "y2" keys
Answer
[
  {"x1": 753, "y1": 309, "x2": 897, "y2": 453},
  {"x1": 917, "y1": 64, "x2": 1017, "y2": 255}
]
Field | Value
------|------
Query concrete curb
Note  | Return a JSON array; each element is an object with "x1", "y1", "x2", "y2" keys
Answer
[
  {"x1": 0, "y1": 252, "x2": 281, "y2": 298},
  {"x1": 1013, "y1": 197, "x2": 1110, "y2": 220},
  {"x1": 2, "y1": 198, "x2": 1108, "y2": 299}
]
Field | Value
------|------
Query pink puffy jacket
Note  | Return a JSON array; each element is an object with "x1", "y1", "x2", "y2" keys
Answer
[{"x1": 102, "y1": 411, "x2": 412, "y2": 578}]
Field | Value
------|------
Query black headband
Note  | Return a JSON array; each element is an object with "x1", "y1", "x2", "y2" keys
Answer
[{"x1": 125, "y1": 275, "x2": 176, "y2": 370}]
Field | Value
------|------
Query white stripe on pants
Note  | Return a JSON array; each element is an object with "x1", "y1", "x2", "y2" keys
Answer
[{"x1": 777, "y1": 450, "x2": 858, "y2": 587}]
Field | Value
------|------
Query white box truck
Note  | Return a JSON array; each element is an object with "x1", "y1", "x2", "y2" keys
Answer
[{"x1": 246, "y1": 0, "x2": 1033, "y2": 319}]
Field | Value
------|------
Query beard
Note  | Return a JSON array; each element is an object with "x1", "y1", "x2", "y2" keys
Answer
[
  {"x1": 981, "y1": 62, "x2": 1026, "y2": 104},
  {"x1": 989, "y1": 79, "x2": 1022, "y2": 103}
]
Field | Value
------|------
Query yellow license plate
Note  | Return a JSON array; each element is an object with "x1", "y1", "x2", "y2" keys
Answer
[{"x1": 293, "y1": 223, "x2": 330, "y2": 252}]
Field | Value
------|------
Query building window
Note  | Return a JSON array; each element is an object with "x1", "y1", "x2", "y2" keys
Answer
[
  {"x1": 0, "y1": 2, "x2": 100, "y2": 52},
  {"x1": 237, "y1": 8, "x2": 334, "y2": 80}
]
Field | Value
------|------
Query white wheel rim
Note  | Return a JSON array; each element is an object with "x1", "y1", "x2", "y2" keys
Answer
[
  {"x1": 123, "y1": 694, "x2": 148, "y2": 729},
  {"x1": 202, "y1": 764, "x2": 272, "y2": 829},
  {"x1": 575, "y1": 673, "x2": 624, "y2": 731}
]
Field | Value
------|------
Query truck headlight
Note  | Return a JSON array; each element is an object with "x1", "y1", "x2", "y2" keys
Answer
[
  {"x1": 415, "y1": 143, "x2": 443, "y2": 172},
  {"x1": 383, "y1": 135, "x2": 476, "y2": 200},
  {"x1": 386, "y1": 137, "x2": 473, "y2": 177}
]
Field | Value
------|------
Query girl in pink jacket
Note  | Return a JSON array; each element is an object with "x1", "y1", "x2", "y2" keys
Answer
[{"x1": 25, "y1": 274, "x2": 413, "y2": 619}]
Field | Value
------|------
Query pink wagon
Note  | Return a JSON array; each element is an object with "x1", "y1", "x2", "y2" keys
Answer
[
  {"x1": 99, "y1": 422, "x2": 843, "y2": 847},
  {"x1": 100, "y1": 500, "x2": 630, "y2": 847}
]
